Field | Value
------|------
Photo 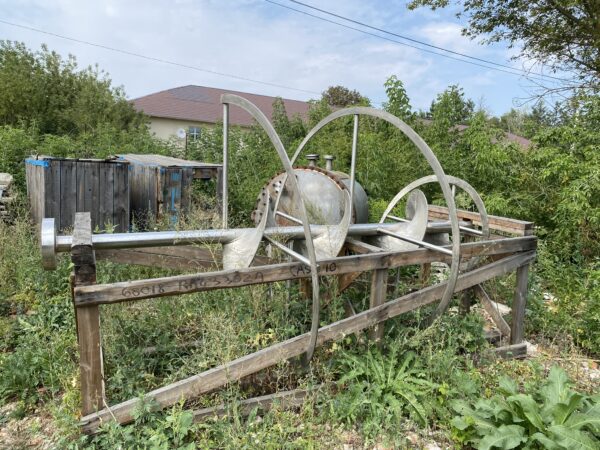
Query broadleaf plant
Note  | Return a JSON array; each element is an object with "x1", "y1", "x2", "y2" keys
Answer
[
  {"x1": 451, "y1": 366, "x2": 600, "y2": 449},
  {"x1": 328, "y1": 346, "x2": 437, "y2": 438}
]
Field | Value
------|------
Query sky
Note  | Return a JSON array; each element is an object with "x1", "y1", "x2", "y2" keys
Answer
[{"x1": 0, "y1": 0, "x2": 552, "y2": 116}]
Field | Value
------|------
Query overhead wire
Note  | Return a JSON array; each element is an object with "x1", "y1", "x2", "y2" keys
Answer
[
  {"x1": 266, "y1": 0, "x2": 568, "y2": 83},
  {"x1": 0, "y1": 18, "x2": 322, "y2": 97}
]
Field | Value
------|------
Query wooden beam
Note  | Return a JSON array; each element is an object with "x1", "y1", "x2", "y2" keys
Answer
[
  {"x1": 428, "y1": 205, "x2": 534, "y2": 236},
  {"x1": 490, "y1": 343, "x2": 527, "y2": 360},
  {"x1": 96, "y1": 246, "x2": 271, "y2": 271},
  {"x1": 191, "y1": 385, "x2": 324, "y2": 422},
  {"x1": 75, "y1": 236, "x2": 537, "y2": 306},
  {"x1": 344, "y1": 238, "x2": 383, "y2": 254},
  {"x1": 96, "y1": 249, "x2": 217, "y2": 271},
  {"x1": 369, "y1": 269, "x2": 387, "y2": 341},
  {"x1": 71, "y1": 212, "x2": 105, "y2": 416},
  {"x1": 80, "y1": 251, "x2": 535, "y2": 433},
  {"x1": 511, "y1": 264, "x2": 530, "y2": 344},
  {"x1": 475, "y1": 285, "x2": 512, "y2": 336}
]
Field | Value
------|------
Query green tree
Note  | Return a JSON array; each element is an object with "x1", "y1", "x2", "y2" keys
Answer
[
  {"x1": 425, "y1": 85, "x2": 475, "y2": 147},
  {"x1": 430, "y1": 85, "x2": 474, "y2": 126},
  {"x1": 0, "y1": 41, "x2": 144, "y2": 135},
  {"x1": 407, "y1": 1, "x2": 600, "y2": 92},
  {"x1": 383, "y1": 75, "x2": 413, "y2": 122},
  {"x1": 322, "y1": 85, "x2": 369, "y2": 107},
  {"x1": 498, "y1": 104, "x2": 555, "y2": 139},
  {"x1": 271, "y1": 97, "x2": 307, "y2": 150}
]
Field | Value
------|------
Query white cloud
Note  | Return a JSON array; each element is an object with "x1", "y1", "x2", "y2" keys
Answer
[
  {"x1": 0, "y1": 0, "x2": 529, "y2": 114},
  {"x1": 415, "y1": 21, "x2": 479, "y2": 55}
]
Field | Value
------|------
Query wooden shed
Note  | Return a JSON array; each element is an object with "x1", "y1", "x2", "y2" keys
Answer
[
  {"x1": 118, "y1": 154, "x2": 222, "y2": 227},
  {"x1": 25, "y1": 156, "x2": 129, "y2": 232}
]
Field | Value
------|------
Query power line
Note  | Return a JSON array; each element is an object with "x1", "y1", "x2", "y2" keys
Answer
[
  {"x1": 288, "y1": 0, "x2": 542, "y2": 75},
  {"x1": 0, "y1": 18, "x2": 322, "y2": 97},
  {"x1": 266, "y1": 0, "x2": 567, "y2": 83}
]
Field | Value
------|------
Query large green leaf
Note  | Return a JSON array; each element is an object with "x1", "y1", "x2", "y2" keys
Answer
[
  {"x1": 451, "y1": 415, "x2": 472, "y2": 431},
  {"x1": 565, "y1": 412, "x2": 600, "y2": 434},
  {"x1": 529, "y1": 432, "x2": 562, "y2": 450},
  {"x1": 548, "y1": 425, "x2": 598, "y2": 450},
  {"x1": 507, "y1": 394, "x2": 545, "y2": 431},
  {"x1": 551, "y1": 392, "x2": 584, "y2": 425},
  {"x1": 394, "y1": 388, "x2": 427, "y2": 426},
  {"x1": 540, "y1": 366, "x2": 570, "y2": 407},
  {"x1": 477, "y1": 424, "x2": 526, "y2": 450},
  {"x1": 498, "y1": 377, "x2": 518, "y2": 397}
]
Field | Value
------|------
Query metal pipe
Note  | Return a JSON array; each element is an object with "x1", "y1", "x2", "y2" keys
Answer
[
  {"x1": 377, "y1": 228, "x2": 453, "y2": 256},
  {"x1": 324, "y1": 155, "x2": 334, "y2": 171},
  {"x1": 264, "y1": 236, "x2": 312, "y2": 266},
  {"x1": 349, "y1": 114, "x2": 359, "y2": 221},
  {"x1": 306, "y1": 154, "x2": 319, "y2": 167},
  {"x1": 276, "y1": 210, "x2": 303, "y2": 225},
  {"x1": 222, "y1": 103, "x2": 229, "y2": 228},
  {"x1": 52, "y1": 220, "x2": 460, "y2": 253},
  {"x1": 387, "y1": 214, "x2": 483, "y2": 236}
]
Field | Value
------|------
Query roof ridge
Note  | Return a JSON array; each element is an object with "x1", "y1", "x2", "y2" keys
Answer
[
  {"x1": 174, "y1": 84, "x2": 310, "y2": 104},
  {"x1": 129, "y1": 84, "x2": 194, "y2": 101}
]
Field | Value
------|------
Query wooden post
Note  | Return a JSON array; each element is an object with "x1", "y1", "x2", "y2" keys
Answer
[
  {"x1": 419, "y1": 263, "x2": 431, "y2": 287},
  {"x1": 71, "y1": 212, "x2": 104, "y2": 415},
  {"x1": 369, "y1": 269, "x2": 387, "y2": 341},
  {"x1": 459, "y1": 233, "x2": 475, "y2": 315},
  {"x1": 459, "y1": 288, "x2": 475, "y2": 315},
  {"x1": 510, "y1": 264, "x2": 529, "y2": 344}
]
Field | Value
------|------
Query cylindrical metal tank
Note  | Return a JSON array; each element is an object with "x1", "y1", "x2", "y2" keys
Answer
[{"x1": 252, "y1": 165, "x2": 369, "y2": 226}]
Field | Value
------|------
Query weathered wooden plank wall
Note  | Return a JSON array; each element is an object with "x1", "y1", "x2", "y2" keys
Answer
[
  {"x1": 25, "y1": 157, "x2": 129, "y2": 232},
  {"x1": 123, "y1": 155, "x2": 220, "y2": 229}
]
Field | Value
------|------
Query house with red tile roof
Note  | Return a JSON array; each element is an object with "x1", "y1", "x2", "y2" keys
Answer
[
  {"x1": 132, "y1": 85, "x2": 531, "y2": 149},
  {"x1": 131, "y1": 85, "x2": 311, "y2": 142}
]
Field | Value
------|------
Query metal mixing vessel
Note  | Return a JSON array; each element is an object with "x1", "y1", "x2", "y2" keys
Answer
[{"x1": 252, "y1": 164, "x2": 369, "y2": 226}]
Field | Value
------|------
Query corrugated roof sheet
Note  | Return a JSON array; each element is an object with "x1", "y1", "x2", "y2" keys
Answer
[{"x1": 131, "y1": 85, "x2": 311, "y2": 127}]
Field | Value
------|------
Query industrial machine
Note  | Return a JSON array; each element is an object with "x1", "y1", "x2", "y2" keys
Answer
[{"x1": 38, "y1": 95, "x2": 535, "y2": 433}]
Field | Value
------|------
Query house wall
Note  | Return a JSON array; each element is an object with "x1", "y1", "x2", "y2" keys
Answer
[{"x1": 148, "y1": 117, "x2": 215, "y2": 141}]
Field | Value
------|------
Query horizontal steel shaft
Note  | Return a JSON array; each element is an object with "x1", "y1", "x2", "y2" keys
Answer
[{"x1": 53, "y1": 220, "x2": 467, "y2": 253}]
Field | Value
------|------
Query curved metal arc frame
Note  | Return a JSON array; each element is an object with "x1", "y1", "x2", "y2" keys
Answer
[
  {"x1": 381, "y1": 175, "x2": 489, "y2": 273},
  {"x1": 222, "y1": 192, "x2": 271, "y2": 270},
  {"x1": 312, "y1": 189, "x2": 352, "y2": 260},
  {"x1": 285, "y1": 106, "x2": 462, "y2": 321},
  {"x1": 221, "y1": 93, "x2": 321, "y2": 361},
  {"x1": 380, "y1": 175, "x2": 490, "y2": 239}
]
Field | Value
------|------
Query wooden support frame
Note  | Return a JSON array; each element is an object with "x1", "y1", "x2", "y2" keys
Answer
[
  {"x1": 71, "y1": 213, "x2": 104, "y2": 415},
  {"x1": 66, "y1": 215, "x2": 536, "y2": 434},
  {"x1": 74, "y1": 236, "x2": 537, "y2": 306},
  {"x1": 80, "y1": 250, "x2": 535, "y2": 433}
]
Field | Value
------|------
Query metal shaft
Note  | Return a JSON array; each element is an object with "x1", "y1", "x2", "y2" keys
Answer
[
  {"x1": 387, "y1": 214, "x2": 483, "y2": 237},
  {"x1": 264, "y1": 236, "x2": 312, "y2": 266},
  {"x1": 52, "y1": 220, "x2": 463, "y2": 253},
  {"x1": 377, "y1": 228, "x2": 453, "y2": 256}
]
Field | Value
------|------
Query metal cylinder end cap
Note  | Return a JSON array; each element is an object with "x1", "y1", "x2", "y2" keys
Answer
[{"x1": 41, "y1": 218, "x2": 57, "y2": 270}]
